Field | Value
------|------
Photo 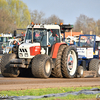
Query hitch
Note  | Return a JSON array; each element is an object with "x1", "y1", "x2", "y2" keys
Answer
[
  {"x1": 10, "y1": 59, "x2": 25, "y2": 64},
  {"x1": 10, "y1": 59, "x2": 27, "y2": 68}
]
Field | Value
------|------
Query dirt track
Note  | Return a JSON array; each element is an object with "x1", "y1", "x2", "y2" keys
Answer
[{"x1": 0, "y1": 74, "x2": 100, "y2": 91}]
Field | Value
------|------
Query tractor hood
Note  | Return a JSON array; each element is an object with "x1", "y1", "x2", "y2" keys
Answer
[
  {"x1": 19, "y1": 43, "x2": 40, "y2": 48},
  {"x1": 18, "y1": 43, "x2": 40, "y2": 58}
]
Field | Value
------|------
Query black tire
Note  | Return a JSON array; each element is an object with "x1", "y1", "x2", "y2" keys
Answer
[
  {"x1": 1, "y1": 53, "x2": 20, "y2": 77},
  {"x1": 51, "y1": 45, "x2": 67, "y2": 78},
  {"x1": 62, "y1": 46, "x2": 78, "y2": 78},
  {"x1": 89, "y1": 59, "x2": 100, "y2": 77},
  {"x1": 32, "y1": 54, "x2": 52, "y2": 78},
  {"x1": 77, "y1": 66, "x2": 84, "y2": 78}
]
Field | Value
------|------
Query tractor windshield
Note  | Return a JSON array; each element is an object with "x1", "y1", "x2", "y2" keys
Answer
[
  {"x1": 0, "y1": 37, "x2": 9, "y2": 49},
  {"x1": 0, "y1": 37, "x2": 8, "y2": 42},
  {"x1": 25, "y1": 28, "x2": 46, "y2": 43},
  {"x1": 79, "y1": 35, "x2": 95, "y2": 47},
  {"x1": 0, "y1": 37, "x2": 3, "y2": 42}
]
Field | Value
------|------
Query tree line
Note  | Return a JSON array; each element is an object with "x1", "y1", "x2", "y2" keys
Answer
[
  {"x1": 0, "y1": 0, "x2": 100, "y2": 35},
  {"x1": 73, "y1": 14, "x2": 100, "y2": 35},
  {"x1": 0, "y1": 0, "x2": 63, "y2": 34}
]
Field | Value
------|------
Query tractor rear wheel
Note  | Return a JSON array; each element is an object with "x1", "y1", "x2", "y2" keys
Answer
[
  {"x1": 89, "y1": 59, "x2": 100, "y2": 77},
  {"x1": 1, "y1": 53, "x2": 20, "y2": 77},
  {"x1": 62, "y1": 46, "x2": 78, "y2": 78},
  {"x1": 51, "y1": 45, "x2": 67, "y2": 78},
  {"x1": 32, "y1": 54, "x2": 52, "y2": 78}
]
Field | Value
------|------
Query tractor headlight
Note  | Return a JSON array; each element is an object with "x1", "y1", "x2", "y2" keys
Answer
[
  {"x1": 25, "y1": 53, "x2": 28, "y2": 57},
  {"x1": 19, "y1": 53, "x2": 23, "y2": 57}
]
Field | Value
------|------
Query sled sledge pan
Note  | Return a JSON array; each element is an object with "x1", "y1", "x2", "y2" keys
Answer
[{"x1": 83, "y1": 71, "x2": 96, "y2": 78}]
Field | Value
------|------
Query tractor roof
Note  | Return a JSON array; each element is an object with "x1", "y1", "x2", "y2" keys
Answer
[
  {"x1": 27, "y1": 24, "x2": 60, "y2": 29},
  {"x1": 0, "y1": 33, "x2": 12, "y2": 37}
]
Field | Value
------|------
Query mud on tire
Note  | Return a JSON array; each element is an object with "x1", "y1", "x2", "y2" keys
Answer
[
  {"x1": 32, "y1": 54, "x2": 52, "y2": 78},
  {"x1": 89, "y1": 59, "x2": 100, "y2": 77},
  {"x1": 1, "y1": 53, "x2": 20, "y2": 77},
  {"x1": 62, "y1": 46, "x2": 78, "y2": 78},
  {"x1": 51, "y1": 45, "x2": 67, "y2": 78}
]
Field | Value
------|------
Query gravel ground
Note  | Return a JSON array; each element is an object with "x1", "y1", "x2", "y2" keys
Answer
[{"x1": 0, "y1": 74, "x2": 100, "y2": 91}]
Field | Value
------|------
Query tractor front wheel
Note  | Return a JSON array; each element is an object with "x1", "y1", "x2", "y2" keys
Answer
[
  {"x1": 1, "y1": 53, "x2": 20, "y2": 77},
  {"x1": 32, "y1": 54, "x2": 52, "y2": 78}
]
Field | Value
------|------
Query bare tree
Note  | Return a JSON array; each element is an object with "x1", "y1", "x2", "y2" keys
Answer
[
  {"x1": 96, "y1": 19, "x2": 100, "y2": 35},
  {"x1": 30, "y1": 10, "x2": 45, "y2": 24},
  {"x1": 0, "y1": 9, "x2": 17, "y2": 33},
  {"x1": 30, "y1": 10, "x2": 63, "y2": 24},
  {"x1": 74, "y1": 14, "x2": 96, "y2": 34},
  {"x1": 44, "y1": 15, "x2": 63, "y2": 24}
]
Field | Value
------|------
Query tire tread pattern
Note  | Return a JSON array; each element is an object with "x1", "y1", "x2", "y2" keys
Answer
[
  {"x1": 61, "y1": 46, "x2": 77, "y2": 78},
  {"x1": 89, "y1": 59, "x2": 100, "y2": 77},
  {"x1": 32, "y1": 54, "x2": 52, "y2": 78},
  {"x1": 51, "y1": 45, "x2": 67, "y2": 78},
  {"x1": 1, "y1": 53, "x2": 19, "y2": 77}
]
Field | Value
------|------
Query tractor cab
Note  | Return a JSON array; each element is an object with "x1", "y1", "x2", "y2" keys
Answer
[
  {"x1": 25, "y1": 26, "x2": 60, "y2": 45},
  {"x1": 0, "y1": 33, "x2": 12, "y2": 54},
  {"x1": 76, "y1": 35, "x2": 100, "y2": 77},
  {"x1": 18, "y1": 24, "x2": 61, "y2": 58},
  {"x1": 77, "y1": 34, "x2": 100, "y2": 59},
  {"x1": 95, "y1": 36, "x2": 100, "y2": 59},
  {"x1": 77, "y1": 35, "x2": 96, "y2": 59},
  {"x1": 78, "y1": 35, "x2": 95, "y2": 47}
]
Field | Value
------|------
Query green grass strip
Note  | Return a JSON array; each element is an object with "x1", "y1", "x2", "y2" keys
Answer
[{"x1": 0, "y1": 86, "x2": 100, "y2": 97}]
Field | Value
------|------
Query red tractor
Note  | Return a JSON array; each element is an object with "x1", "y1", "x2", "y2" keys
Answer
[{"x1": 1, "y1": 23, "x2": 78, "y2": 78}]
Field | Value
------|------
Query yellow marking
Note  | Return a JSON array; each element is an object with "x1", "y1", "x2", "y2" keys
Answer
[{"x1": 9, "y1": 51, "x2": 12, "y2": 54}]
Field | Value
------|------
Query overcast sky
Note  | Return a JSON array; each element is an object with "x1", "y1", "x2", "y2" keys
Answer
[{"x1": 21, "y1": 0, "x2": 100, "y2": 24}]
